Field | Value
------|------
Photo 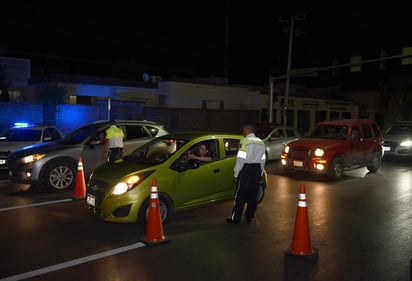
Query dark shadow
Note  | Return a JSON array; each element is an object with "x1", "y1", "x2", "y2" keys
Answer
[{"x1": 283, "y1": 253, "x2": 318, "y2": 281}]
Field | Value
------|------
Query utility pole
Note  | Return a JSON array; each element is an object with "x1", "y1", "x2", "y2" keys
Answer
[{"x1": 279, "y1": 15, "x2": 305, "y2": 126}]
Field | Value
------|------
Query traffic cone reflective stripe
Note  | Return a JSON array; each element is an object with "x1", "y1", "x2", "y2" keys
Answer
[
  {"x1": 73, "y1": 157, "x2": 86, "y2": 199},
  {"x1": 142, "y1": 178, "x2": 169, "y2": 246},
  {"x1": 285, "y1": 184, "x2": 318, "y2": 261}
]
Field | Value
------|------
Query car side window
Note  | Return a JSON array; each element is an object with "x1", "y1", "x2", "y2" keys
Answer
[
  {"x1": 362, "y1": 124, "x2": 372, "y2": 139},
  {"x1": 146, "y1": 125, "x2": 160, "y2": 137},
  {"x1": 285, "y1": 128, "x2": 296, "y2": 138},
  {"x1": 48, "y1": 128, "x2": 63, "y2": 141},
  {"x1": 224, "y1": 138, "x2": 239, "y2": 157},
  {"x1": 352, "y1": 126, "x2": 361, "y2": 141},
  {"x1": 371, "y1": 123, "x2": 382, "y2": 138},
  {"x1": 270, "y1": 129, "x2": 284, "y2": 140},
  {"x1": 123, "y1": 125, "x2": 150, "y2": 140}
]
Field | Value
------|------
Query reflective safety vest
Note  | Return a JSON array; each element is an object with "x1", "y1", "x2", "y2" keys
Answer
[{"x1": 234, "y1": 133, "x2": 266, "y2": 177}]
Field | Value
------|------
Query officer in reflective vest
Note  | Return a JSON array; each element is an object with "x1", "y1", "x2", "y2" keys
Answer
[
  {"x1": 227, "y1": 123, "x2": 266, "y2": 224},
  {"x1": 104, "y1": 120, "x2": 124, "y2": 162}
]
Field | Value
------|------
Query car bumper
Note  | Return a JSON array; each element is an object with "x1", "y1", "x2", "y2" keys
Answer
[
  {"x1": 86, "y1": 183, "x2": 144, "y2": 223},
  {"x1": 8, "y1": 162, "x2": 42, "y2": 184},
  {"x1": 383, "y1": 146, "x2": 412, "y2": 157},
  {"x1": 281, "y1": 158, "x2": 329, "y2": 175}
]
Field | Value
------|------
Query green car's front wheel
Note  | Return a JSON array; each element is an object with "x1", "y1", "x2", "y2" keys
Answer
[{"x1": 137, "y1": 193, "x2": 173, "y2": 226}]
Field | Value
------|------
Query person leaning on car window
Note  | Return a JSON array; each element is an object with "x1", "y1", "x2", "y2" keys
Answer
[
  {"x1": 188, "y1": 142, "x2": 212, "y2": 162},
  {"x1": 104, "y1": 120, "x2": 125, "y2": 162}
]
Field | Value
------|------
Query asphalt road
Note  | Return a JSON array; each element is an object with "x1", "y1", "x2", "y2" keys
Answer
[{"x1": 0, "y1": 159, "x2": 411, "y2": 281}]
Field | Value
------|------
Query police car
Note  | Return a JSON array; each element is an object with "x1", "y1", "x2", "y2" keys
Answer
[{"x1": 0, "y1": 123, "x2": 64, "y2": 169}]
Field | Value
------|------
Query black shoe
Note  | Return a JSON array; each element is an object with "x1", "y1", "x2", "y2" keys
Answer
[
  {"x1": 246, "y1": 218, "x2": 252, "y2": 224},
  {"x1": 226, "y1": 218, "x2": 239, "y2": 224}
]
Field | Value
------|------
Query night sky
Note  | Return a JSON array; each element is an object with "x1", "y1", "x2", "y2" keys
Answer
[{"x1": 3, "y1": 2, "x2": 412, "y2": 85}]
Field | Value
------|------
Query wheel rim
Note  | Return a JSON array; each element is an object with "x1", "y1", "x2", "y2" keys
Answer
[
  {"x1": 333, "y1": 161, "x2": 343, "y2": 178},
  {"x1": 159, "y1": 201, "x2": 169, "y2": 222},
  {"x1": 145, "y1": 200, "x2": 169, "y2": 223},
  {"x1": 49, "y1": 166, "x2": 74, "y2": 190}
]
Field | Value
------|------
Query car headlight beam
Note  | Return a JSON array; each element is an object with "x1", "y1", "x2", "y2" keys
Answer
[
  {"x1": 400, "y1": 140, "x2": 412, "y2": 147},
  {"x1": 314, "y1": 148, "x2": 324, "y2": 157},
  {"x1": 22, "y1": 154, "x2": 46, "y2": 163},
  {"x1": 110, "y1": 172, "x2": 154, "y2": 196}
]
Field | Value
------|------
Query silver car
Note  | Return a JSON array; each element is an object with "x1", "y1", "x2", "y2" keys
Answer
[
  {"x1": 382, "y1": 121, "x2": 412, "y2": 158},
  {"x1": 0, "y1": 124, "x2": 64, "y2": 170},
  {"x1": 8, "y1": 120, "x2": 168, "y2": 192},
  {"x1": 255, "y1": 123, "x2": 300, "y2": 161}
]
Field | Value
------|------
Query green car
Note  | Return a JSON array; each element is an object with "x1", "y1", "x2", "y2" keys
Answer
[{"x1": 86, "y1": 132, "x2": 268, "y2": 224}]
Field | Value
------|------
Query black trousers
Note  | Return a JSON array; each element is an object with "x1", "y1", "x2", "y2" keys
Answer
[
  {"x1": 230, "y1": 163, "x2": 262, "y2": 223},
  {"x1": 108, "y1": 147, "x2": 123, "y2": 162}
]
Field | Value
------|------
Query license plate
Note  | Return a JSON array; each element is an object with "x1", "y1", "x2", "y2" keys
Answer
[
  {"x1": 0, "y1": 160, "x2": 5, "y2": 164},
  {"x1": 293, "y1": 160, "x2": 303, "y2": 167},
  {"x1": 383, "y1": 146, "x2": 390, "y2": 151},
  {"x1": 86, "y1": 194, "x2": 95, "y2": 206}
]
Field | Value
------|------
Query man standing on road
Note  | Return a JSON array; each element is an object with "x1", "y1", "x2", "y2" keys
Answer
[
  {"x1": 226, "y1": 123, "x2": 266, "y2": 224},
  {"x1": 104, "y1": 120, "x2": 124, "y2": 162}
]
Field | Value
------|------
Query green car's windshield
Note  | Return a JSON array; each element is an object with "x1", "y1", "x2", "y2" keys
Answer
[
  {"x1": 125, "y1": 137, "x2": 189, "y2": 164},
  {"x1": 308, "y1": 125, "x2": 348, "y2": 140}
]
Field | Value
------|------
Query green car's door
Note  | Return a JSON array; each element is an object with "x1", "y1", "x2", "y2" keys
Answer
[{"x1": 172, "y1": 139, "x2": 236, "y2": 210}]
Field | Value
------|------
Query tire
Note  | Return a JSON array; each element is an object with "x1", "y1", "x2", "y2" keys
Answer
[
  {"x1": 328, "y1": 157, "x2": 344, "y2": 180},
  {"x1": 257, "y1": 180, "x2": 265, "y2": 203},
  {"x1": 367, "y1": 151, "x2": 381, "y2": 172},
  {"x1": 137, "y1": 193, "x2": 172, "y2": 226},
  {"x1": 43, "y1": 160, "x2": 76, "y2": 192}
]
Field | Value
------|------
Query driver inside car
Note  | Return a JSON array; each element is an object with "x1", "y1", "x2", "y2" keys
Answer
[{"x1": 188, "y1": 142, "x2": 212, "y2": 162}]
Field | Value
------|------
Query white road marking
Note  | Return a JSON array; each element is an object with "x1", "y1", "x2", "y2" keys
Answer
[
  {"x1": 0, "y1": 242, "x2": 146, "y2": 281},
  {"x1": 0, "y1": 198, "x2": 73, "y2": 212}
]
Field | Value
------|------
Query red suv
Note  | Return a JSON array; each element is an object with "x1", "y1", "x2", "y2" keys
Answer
[{"x1": 280, "y1": 119, "x2": 384, "y2": 180}]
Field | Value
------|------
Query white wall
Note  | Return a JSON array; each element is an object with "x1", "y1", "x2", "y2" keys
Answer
[{"x1": 158, "y1": 81, "x2": 266, "y2": 110}]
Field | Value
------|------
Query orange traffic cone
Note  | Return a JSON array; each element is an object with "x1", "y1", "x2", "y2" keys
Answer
[
  {"x1": 285, "y1": 184, "x2": 318, "y2": 261},
  {"x1": 142, "y1": 178, "x2": 169, "y2": 246},
  {"x1": 73, "y1": 157, "x2": 86, "y2": 199}
]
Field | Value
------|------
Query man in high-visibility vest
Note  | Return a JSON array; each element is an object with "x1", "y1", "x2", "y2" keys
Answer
[
  {"x1": 227, "y1": 123, "x2": 266, "y2": 224},
  {"x1": 104, "y1": 120, "x2": 124, "y2": 162}
]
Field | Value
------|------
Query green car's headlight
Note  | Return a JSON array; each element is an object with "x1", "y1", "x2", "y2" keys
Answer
[{"x1": 111, "y1": 171, "x2": 153, "y2": 195}]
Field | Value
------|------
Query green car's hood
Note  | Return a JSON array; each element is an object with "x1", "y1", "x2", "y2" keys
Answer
[{"x1": 93, "y1": 159, "x2": 155, "y2": 180}]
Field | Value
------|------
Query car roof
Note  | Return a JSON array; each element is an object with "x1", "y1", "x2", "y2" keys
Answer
[
  {"x1": 316, "y1": 119, "x2": 377, "y2": 126},
  {"x1": 393, "y1": 120, "x2": 412, "y2": 125},
  {"x1": 91, "y1": 119, "x2": 163, "y2": 126},
  {"x1": 162, "y1": 131, "x2": 242, "y2": 140},
  {"x1": 255, "y1": 123, "x2": 295, "y2": 129},
  {"x1": 9, "y1": 124, "x2": 58, "y2": 130}
]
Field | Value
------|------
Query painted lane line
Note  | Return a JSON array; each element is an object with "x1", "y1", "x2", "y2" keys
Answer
[
  {"x1": 0, "y1": 198, "x2": 73, "y2": 212},
  {"x1": 0, "y1": 242, "x2": 146, "y2": 281}
]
